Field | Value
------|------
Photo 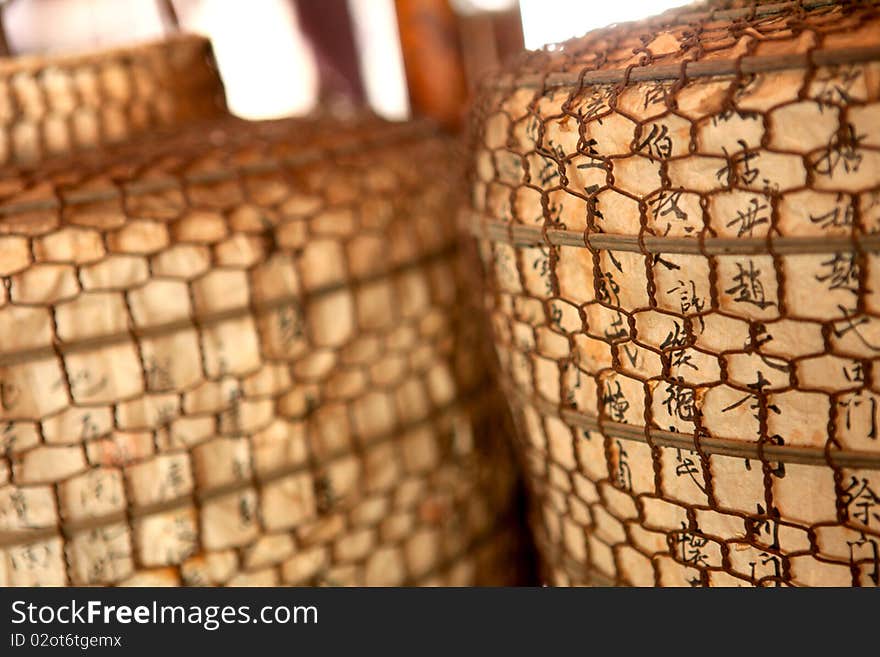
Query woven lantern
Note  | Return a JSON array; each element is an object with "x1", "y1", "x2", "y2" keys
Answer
[
  {"x1": 0, "y1": 34, "x2": 225, "y2": 166},
  {"x1": 0, "y1": 35, "x2": 520, "y2": 586},
  {"x1": 467, "y1": 0, "x2": 880, "y2": 586}
]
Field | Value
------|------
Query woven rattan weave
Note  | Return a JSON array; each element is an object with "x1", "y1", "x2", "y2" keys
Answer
[
  {"x1": 468, "y1": 0, "x2": 880, "y2": 586},
  {"x1": 0, "y1": 34, "x2": 226, "y2": 167},
  {"x1": 0, "y1": 36, "x2": 520, "y2": 586}
]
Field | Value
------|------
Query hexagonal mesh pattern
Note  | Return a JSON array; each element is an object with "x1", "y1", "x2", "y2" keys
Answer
[
  {"x1": 0, "y1": 55, "x2": 521, "y2": 584},
  {"x1": 467, "y1": 0, "x2": 880, "y2": 586},
  {"x1": 0, "y1": 35, "x2": 228, "y2": 167}
]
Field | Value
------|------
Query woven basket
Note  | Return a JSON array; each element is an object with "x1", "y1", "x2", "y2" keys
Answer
[
  {"x1": 467, "y1": 0, "x2": 880, "y2": 586},
  {"x1": 0, "y1": 36, "x2": 520, "y2": 586},
  {"x1": 0, "y1": 34, "x2": 226, "y2": 167}
]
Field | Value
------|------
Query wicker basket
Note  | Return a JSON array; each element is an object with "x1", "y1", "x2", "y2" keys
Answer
[
  {"x1": 0, "y1": 34, "x2": 226, "y2": 167},
  {"x1": 0, "y1": 36, "x2": 520, "y2": 586},
  {"x1": 467, "y1": 0, "x2": 880, "y2": 586}
]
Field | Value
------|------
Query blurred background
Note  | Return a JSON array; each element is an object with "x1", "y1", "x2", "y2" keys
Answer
[{"x1": 2, "y1": 0, "x2": 688, "y2": 123}]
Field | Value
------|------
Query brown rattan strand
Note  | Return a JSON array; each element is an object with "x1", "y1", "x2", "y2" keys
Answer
[
  {"x1": 489, "y1": 45, "x2": 880, "y2": 91},
  {"x1": 466, "y1": 211, "x2": 880, "y2": 255},
  {"x1": 487, "y1": 0, "x2": 880, "y2": 91},
  {"x1": 505, "y1": 383, "x2": 880, "y2": 469}
]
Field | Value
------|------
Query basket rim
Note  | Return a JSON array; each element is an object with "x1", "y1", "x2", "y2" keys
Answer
[{"x1": 0, "y1": 33, "x2": 213, "y2": 76}]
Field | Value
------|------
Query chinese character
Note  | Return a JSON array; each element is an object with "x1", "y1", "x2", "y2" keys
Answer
[
  {"x1": 166, "y1": 516, "x2": 197, "y2": 563},
  {"x1": 565, "y1": 366, "x2": 582, "y2": 407},
  {"x1": 78, "y1": 413, "x2": 100, "y2": 441},
  {"x1": 809, "y1": 199, "x2": 853, "y2": 229},
  {"x1": 670, "y1": 349, "x2": 697, "y2": 372},
  {"x1": 576, "y1": 138, "x2": 605, "y2": 182},
  {"x1": 550, "y1": 304, "x2": 564, "y2": 330},
  {"x1": 726, "y1": 196, "x2": 769, "y2": 237},
  {"x1": 815, "y1": 252, "x2": 859, "y2": 293},
  {"x1": 239, "y1": 493, "x2": 254, "y2": 525},
  {"x1": 749, "y1": 551, "x2": 782, "y2": 585},
  {"x1": 643, "y1": 81, "x2": 668, "y2": 109},
  {"x1": 597, "y1": 271, "x2": 620, "y2": 305},
  {"x1": 842, "y1": 476, "x2": 880, "y2": 527},
  {"x1": 674, "y1": 448, "x2": 705, "y2": 493},
  {"x1": 0, "y1": 380, "x2": 21, "y2": 411},
  {"x1": 742, "y1": 439, "x2": 786, "y2": 479},
  {"x1": 66, "y1": 370, "x2": 109, "y2": 398},
  {"x1": 603, "y1": 381, "x2": 630, "y2": 422},
  {"x1": 1, "y1": 422, "x2": 16, "y2": 458},
  {"x1": 579, "y1": 89, "x2": 610, "y2": 123},
  {"x1": 315, "y1": 474, "x2": 336, "y2": 513},
  {"x1": 664, "y1": 383, "x2": 697, "y2": 422},
  {"x1": 838, "y1": 391, "x2": 877, "y2": 441},
  {"x1": 660, "y1": 320, "x2": 689, "y2": 350},
  {"x1": 812, "y1": 123, "x2": 865, "y2": 178},
  {"x1": 603, "y1": 310, "x2": 629, "y2": 342},
  {"x1": 749, "y1": 322, "x2": 774, "y2": 351},
  {"x1": 537, "y1": 157, "x2": 560, "y2": 187},
  {"x1": 725, "y1": 260, "x2": 775, "y2": 309},
  {"x1": 581, "y1": 137, "x2": 600, "y2": 159},
  {"x1": 278, "y1": 303, "x2": 304, "y2": 346},
  {"x1": 157, "y1": 460, "x2": 189, "y2": 501},
  {"x1": 676, "y1": 523, "x2": 710, "y2": 567},
  {"x1": 9, "y1": 542, "x2": 52, "y2": 572},
  {"x1": 723, "y1": 371, "x2": 773, "y2": 410},
  {"x1": 843, "y1": 362, "x2": 865, "y2": 383},
  {"x1": 9, "y1": 489, "x2": 28, "y2": 522},
  {"x1": 666, "y1": 279, "x2": 706, "y2": 331},
  {"x1": 222, "y1": 388, "x2": 244, "y2": 432},
  {"x1": 712, "y1": 107, "x2": 759, "y2": 126},
  {"x1": 832, "y1": 307, "x2": 880, "y2": 352},
  {"x1": 721, "y1": 372, "x2": 783, "y2": 447},
  {"x1": 621, "y1": 344, "x2": 639, "y2": 368},
  {"x1": 86, "y1": 526, "x2": 130, "y2": 583},
  {"x1": 749, "y1": 504, "x2": 780, "y2": 550},
  {"x1": 847, "y1": 532, "x2": 879, "y2": 586},
  {"x1": 525, "y1": 115, "x2": 540, "y2": 144},
  {"x1": 717, "y1": 140, "x2": 760, "y2": 186},
  {"x1": 636, "y1": 123, "x2": 673, "y2": 160},
  {"x1": 168, "y1": 459, "x2": 188, "y2": 489},
  {"x1": 532, "y1": 246, "x2": 553, "y2": 294},
  {"x1": 813, "y1": 66, "x2": 860, "y2": 111},
  {"x1": 649, "y1": 191, "x2": 690, "y2": 236},
  {"x1": 145, "y1": 357, "x2": 174, "y2": 391},
  {"x1": 156, "y1": 403, "x2": 176, "y2": 428}
]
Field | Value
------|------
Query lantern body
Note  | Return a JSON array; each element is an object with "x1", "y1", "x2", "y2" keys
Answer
[
  {"x1": 0, "y1": 37, "x2": 520, "y2": 586},
  {"x1": 468, "y1": 0, "x2": 880, "y2": 586},
  {"x1": 0, "y1": 35, "x2": 227, "y2": 166}
]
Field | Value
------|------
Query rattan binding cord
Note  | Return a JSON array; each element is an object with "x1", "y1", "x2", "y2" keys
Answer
[
  {"x1": 0, "y1": 34, "x2": 521, "y2": 586},
  {"x1": 467, "y1": 0, "x2": 880, "y2": 586}
]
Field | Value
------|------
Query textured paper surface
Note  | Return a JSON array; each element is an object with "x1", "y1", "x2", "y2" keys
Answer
[
  {"x1": 0, "y1": 41, "x2": 519, "y2": 586},
  {"x1": 470, "y1": 0, "x2": 880, "y2": 586},
  {"x1": 0, "y1": 35, "x2": 227, "y2": 167}
]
